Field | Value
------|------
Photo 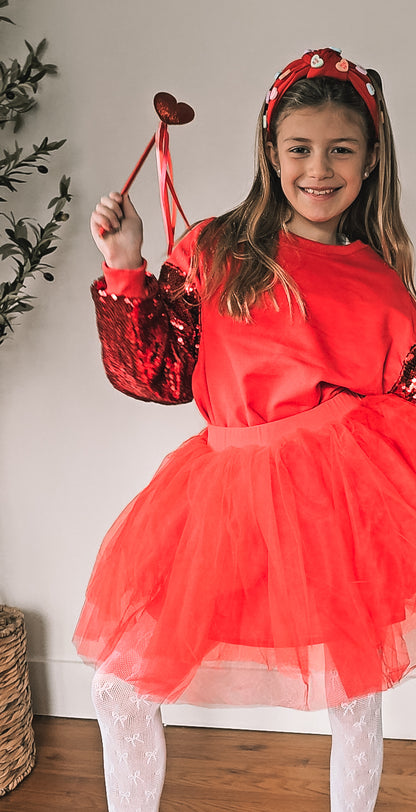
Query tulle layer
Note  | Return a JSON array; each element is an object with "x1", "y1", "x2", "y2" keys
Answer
[{"x1": 73, "y1": 392, "x2": 416, "y2": 710}]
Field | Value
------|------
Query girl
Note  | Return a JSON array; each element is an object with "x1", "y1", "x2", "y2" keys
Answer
[{"x1": 74, "y1": 47, "x2": 416, "y2": 811}]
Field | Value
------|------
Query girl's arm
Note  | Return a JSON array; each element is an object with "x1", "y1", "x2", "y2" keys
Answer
[
  {"x1": 389, "y1": 345, "x2": 416, "y2": 403},
  {"x1": 90, "y1": 193, "x2": 201, "y2": 405}
]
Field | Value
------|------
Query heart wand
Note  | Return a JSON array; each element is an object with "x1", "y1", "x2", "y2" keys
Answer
[{"x1": 99, "y1": 92, "x2": 195, "y2": 255}]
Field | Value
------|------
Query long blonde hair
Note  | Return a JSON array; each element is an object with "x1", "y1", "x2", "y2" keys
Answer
[{"x1": 189, "y1": 72, "x2": 414, "y2": 320}]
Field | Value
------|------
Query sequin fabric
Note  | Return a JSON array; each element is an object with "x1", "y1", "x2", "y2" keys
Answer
[
  {"x1": 389, "y1": 344, "x2": 416, "y2": 402},
  {"x1": 92, "y1": 262, "x2": 200, "y2": 404}
]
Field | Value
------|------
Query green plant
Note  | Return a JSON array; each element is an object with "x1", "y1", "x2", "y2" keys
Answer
[{"x1": 0, "y1": 0, "x2": 71, "y2": 345}]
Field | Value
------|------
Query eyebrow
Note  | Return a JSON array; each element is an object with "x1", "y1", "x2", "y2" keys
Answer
[{"x1": 282, "y1": 137, "x2": 361, "y2": 144}]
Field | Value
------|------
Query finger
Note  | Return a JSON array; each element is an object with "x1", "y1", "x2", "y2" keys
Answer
[
  {"x1": 97, "y1": 195, "x2": 124, "y2": 221},
  {"x1": 108, "y1": 191, "x2": 123, "y2": 204},
  {"x1": 95, "y1": 202, "x2": 122, "y2": 231},
  {"x1": 91, "y1": 211, "x2": 120, "y2": 236}
]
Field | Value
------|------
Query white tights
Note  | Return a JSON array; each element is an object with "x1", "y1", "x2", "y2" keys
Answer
[
  {"x1": 328, "y1": 692, "x2": 383, "y2": 811},
  {"x1": 92, "y1": 672, "x2": 166, "y2": 811},
  {"x1": 92, "y1": 672, "x2": 383, "y2": 812}
]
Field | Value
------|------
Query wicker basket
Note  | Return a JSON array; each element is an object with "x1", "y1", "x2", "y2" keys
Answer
[{"x1": 0, "y1": 605, "x2": 36, "y2": 795}]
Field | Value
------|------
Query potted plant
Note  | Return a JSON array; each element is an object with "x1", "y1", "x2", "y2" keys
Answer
[{"x1": 0, "y1": 0, "x2": 71, "y2": 793}]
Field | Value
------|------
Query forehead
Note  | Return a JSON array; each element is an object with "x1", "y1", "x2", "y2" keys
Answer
[{"x1": 276, "y1": 102, "x2": 366, "y2": 140}]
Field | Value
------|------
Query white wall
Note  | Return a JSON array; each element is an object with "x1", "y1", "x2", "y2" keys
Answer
[{"x1": 1, "y1": 0, "x2": 416, "y2": 738}]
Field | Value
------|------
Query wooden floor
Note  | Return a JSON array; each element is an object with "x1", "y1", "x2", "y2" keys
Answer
[{"x1": 1, "y1": 716, "x2": 416, "y2": 810}]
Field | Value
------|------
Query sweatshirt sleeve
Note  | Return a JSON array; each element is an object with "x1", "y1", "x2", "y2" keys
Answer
[
  {"x1": 389, "y1": 344, "x2": 416, "y2": 402},
  {"x1": 91, "y1": 222, "x2": 207, "y2": 405}
]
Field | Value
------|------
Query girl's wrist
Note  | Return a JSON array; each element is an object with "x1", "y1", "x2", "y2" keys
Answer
[{"x1": 105, "y1": 254, "x2": 144, "y2": 271}]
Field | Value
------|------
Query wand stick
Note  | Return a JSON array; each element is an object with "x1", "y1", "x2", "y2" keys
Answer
[
  {"x1": 99, "y1": 92, "x2": 195, "y2": 250},
  {"x1": 120, "y1": 134, "x2": 156, "y2": 196}
]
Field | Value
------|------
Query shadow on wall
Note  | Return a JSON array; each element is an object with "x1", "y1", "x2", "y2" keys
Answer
[{"x1": 24, "y1": 610, "x2": 51, "y2": 714}]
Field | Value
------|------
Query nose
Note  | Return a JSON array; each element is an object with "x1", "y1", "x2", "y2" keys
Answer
[{"x1": 308, "y1": 150, "x2": 334, "y2": 179}]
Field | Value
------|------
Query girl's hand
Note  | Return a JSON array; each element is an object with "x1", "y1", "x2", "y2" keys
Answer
[{"x1": 90, "y1": 192, "x2": 144, "y2": 269}]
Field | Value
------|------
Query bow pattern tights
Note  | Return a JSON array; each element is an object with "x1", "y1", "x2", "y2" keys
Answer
[
  {"x1": 92, "y1": 671, "x2": 383, "y2": 811},
  {"x1": 92, "y1": 671, "x2": 166, "y2": 811},
  {"x1": 328, "y1": 692, "x2": 383, "y2": 811}
]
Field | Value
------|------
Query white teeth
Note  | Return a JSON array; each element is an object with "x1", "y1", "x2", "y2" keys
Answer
[{"x1": 303, "y1": 188, "x2": 334, "y2": 195}]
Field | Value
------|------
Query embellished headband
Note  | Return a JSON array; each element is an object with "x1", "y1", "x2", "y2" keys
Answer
[{"x1": 263, "y1": 48, "x2": 379, "y2": 136}]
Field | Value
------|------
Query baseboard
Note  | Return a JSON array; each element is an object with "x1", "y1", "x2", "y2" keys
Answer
[{"x1": 27, "y1": 658, "x2": 416, "y2": 738}]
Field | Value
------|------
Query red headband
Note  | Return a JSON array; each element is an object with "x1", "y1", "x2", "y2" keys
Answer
[{"x1": 264, "y1": 48, "x2": 379, "y2": 136}]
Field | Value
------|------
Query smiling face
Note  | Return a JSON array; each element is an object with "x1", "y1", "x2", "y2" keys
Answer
[{"x1": 267, "y1": 102, "x2": 378, "y2": 244}]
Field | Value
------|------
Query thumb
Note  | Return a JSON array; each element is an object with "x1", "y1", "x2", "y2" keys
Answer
[{"x1": 122, "y1": 194, "x2": 138, "y2": 218}]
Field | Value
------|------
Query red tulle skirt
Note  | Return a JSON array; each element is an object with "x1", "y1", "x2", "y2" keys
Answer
[{"x1": 73, "y1": 392, "x2": 416, "y2": 710}]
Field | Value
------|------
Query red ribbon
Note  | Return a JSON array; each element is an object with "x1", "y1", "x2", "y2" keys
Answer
[
  {"x1": 155, "y1": 121, "x2": 190, "y2": 254},
  {"x1": 100, "y1": 118, "x2": 191, "y2": 254}
]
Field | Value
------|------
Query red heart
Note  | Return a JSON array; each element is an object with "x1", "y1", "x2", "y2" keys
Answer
[{"x1": 153, "y1": 92, "x2": 195, "y2": 125}]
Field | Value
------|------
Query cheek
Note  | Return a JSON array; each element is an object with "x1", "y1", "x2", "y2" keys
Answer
[
  {"x1": 353, "y1": 155, "x2": 367, "y2": 180},
  {"x1": 279, "y1": 176, "x2": 297, "y2": 207},
  {"x1": 351, "y1": 166, "x2": 365, "y2": 190},
  {"x1": 281, "y1": 168, "x2": 301, "y2": 193},
  {"x1": 279, "y1": 160, "x2": 295, "y2": 180}
]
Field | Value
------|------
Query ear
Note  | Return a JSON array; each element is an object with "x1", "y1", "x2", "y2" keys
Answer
[
  {"x1": 366, "y1": 141, "x2": 380, "y2": 176},
  {"x1": 266, "y1": 140, "x2": 280, "y2": 172}
]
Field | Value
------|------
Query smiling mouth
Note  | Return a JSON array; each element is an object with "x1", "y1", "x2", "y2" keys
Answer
[{"x1": 300, "y1": 187, "x2": 340, "y2": 196}]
